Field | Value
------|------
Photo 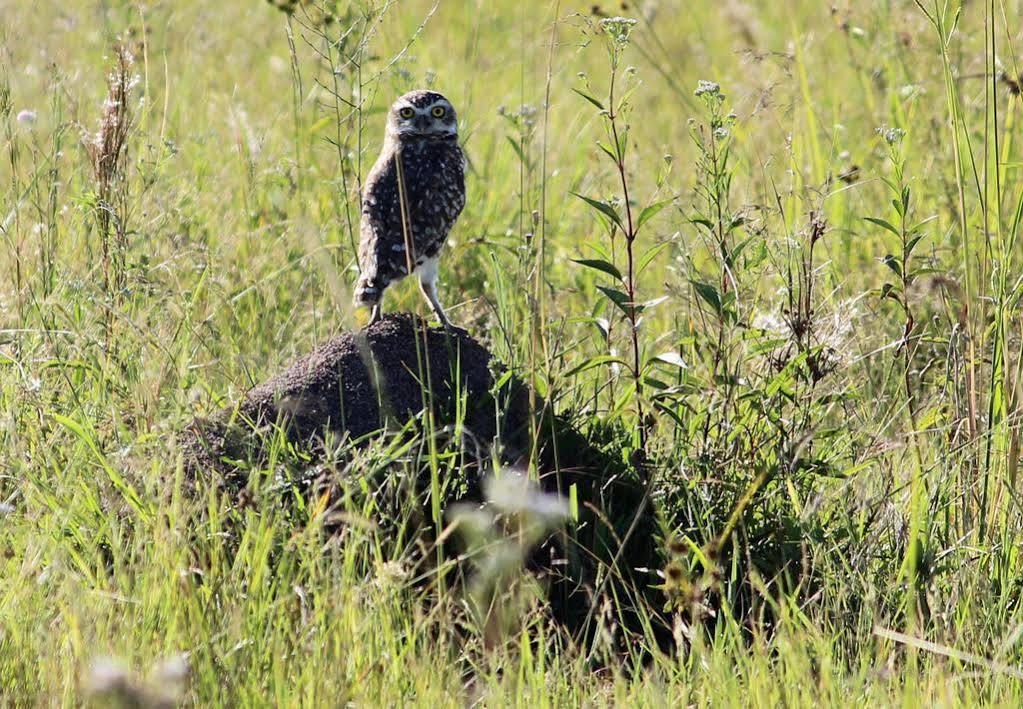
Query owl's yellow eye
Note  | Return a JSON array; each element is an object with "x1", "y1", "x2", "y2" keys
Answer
[
  {"x1": 430, "y1": 105, "x2": 446, "y2": 118},
  {"x1": 399, "y1": 107, "x2": 415, "y2": 119}
]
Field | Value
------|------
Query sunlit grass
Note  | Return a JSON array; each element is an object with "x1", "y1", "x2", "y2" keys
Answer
[{"x1": 2, "y1": 0, "x2": 1023, "y2": 704}]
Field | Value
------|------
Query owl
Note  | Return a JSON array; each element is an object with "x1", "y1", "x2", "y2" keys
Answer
[{"x1": 354, "y1": 90, "x2": 467, "y2": 328}]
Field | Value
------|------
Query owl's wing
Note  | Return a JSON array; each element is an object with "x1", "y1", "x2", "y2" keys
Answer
[{"x1": 355, "y1": 155, "x2": 410, "y2": 304}]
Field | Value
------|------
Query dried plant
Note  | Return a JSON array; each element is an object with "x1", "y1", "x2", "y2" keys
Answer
[{"x1": 84, "y1": 43, "x2": 138, "y2": 301}]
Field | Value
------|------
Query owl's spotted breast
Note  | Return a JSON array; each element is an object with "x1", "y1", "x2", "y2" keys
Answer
[{"x1": 355, "y1": 138, "x2": 465, "y2": 303}]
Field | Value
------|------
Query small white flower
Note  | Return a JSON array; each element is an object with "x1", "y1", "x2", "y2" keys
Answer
[
  {"x1": 151, "y1": 653, "x2": 190, "y2": 688},
  {"x1": 753, "y1": 310, "x2": 790, "y2": 338},
  {"x1": 485, "y1": 470, "x2": 569, "y2": 522},
  {"x1": 85, "y1": 656, "x2": 132, "y2": 694},
  {"x1": 694, "y1": 80, "x2": 721, "y2": 98},
  {"x1": 16, "y1": 109, "x2": 37, "y2": 125},
  {"x1": 899, "y1": 84, "x2": 924, "y2": 100}
]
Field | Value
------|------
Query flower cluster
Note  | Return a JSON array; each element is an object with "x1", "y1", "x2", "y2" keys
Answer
[
  {"x1": 600, "y1": 16, "x2": 638, "y2": 46},
  {"x1": 694, "y1": 80, "x2": 722, "y2": 98},
  {"x1": 876, "y1": 124, "x2": 906, "y2": 145},
  {"x1": 497, "y1": 103, "x2": 538, "y2": 129}
]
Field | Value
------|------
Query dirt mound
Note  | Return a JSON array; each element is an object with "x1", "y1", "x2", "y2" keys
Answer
[
  {"x1": 182, "y1": 313, "x2": 520, "y2": 475},
  {"x1": 179, "y1": 312, "x2": 663, "y2": 646}
]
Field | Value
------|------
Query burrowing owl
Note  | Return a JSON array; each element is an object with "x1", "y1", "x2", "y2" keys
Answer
[{"x1": 354, "y1": 90, "x2": 466, "y2": 328}]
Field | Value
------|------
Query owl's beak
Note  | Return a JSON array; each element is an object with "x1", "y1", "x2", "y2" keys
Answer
[{"x1": 414, "y1": 116, "x2": 430, "y2": 131}]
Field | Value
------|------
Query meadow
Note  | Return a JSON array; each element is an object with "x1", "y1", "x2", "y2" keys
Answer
[{"x1": 3, "y1": 0, "x2": 1023, "y2": 704}]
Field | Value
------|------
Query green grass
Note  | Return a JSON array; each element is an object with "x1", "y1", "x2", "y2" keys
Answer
[{"x1": 3, "y1": 0, "x2": 1023, "y2": 704}]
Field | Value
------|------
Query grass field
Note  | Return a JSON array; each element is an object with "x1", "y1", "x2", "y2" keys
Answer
[{"x1": 3, "y1": 0, "x2": 1023, "y2": 704}]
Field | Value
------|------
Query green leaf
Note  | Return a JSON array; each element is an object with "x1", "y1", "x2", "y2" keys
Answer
[
  {"x1": 637, "y1": 198, "x2": 673, "y2": 230},
  {"x1": 881, "y1": 254, "x2": 903, "y2": 278},
  {"x1": 638, "y1": 295, "x2": 669, "y2": 313},
  {"x1": 879, "y1": 282, "x2": 900, "y2": 300},
  {"x1": 909, "y1": 215, "x2": 937, "y2": 233},
  {"x1": 571, "y1": 88, "x2": 604, "y2": 111},
  {"x1": 730, "y1": 235, "x2": 754, "y2": 263},
  {"x1": 905, "y1": 233, "x2": 925, "y2": 256},
  {"x1": 505, "y1": 136, "x2": 527, "y2": 165},
  {"x1": 727, "y1": 214, "x2": 747, "y2": 232},
  {"x1": 563, "y1": 354, "x2": 627, "y2": 378},
  {"x1": 596, "y1": 141, "x2": 618, "y2": 162},
  {"x1": 637, "y1": 242, "x2": 670, "y2": 274},
  {"x1": 864, "y1": 216, "x2": 900, "y2": 237},
  {"x1": 690, "y1": 280, "x2": 722, "y2": 314},
  {"x1": 596, "y1": 285, "x2": 632, "y2": 314},
  {"x1": 572, "y1": 258, "x2": 623, "y2": 281},
  {"x1": 653, "y1": 351, "x2": 688, "y2": 369},
  {"x1": 572, "y1": 193, "x2": 623, "y2": 230}
]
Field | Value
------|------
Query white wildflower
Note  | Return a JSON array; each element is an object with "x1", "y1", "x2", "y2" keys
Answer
[
  {"x1": 485, "y1": 470, "x2": 569, "y2": 522},
  {"x1": 876, "y1": 124, "x2": 906, "y2": 145},
  {"x1": 373, "y1": 560, "x2": 409, "y2": 589},
  {"x1": 600, "y1": 16, "x2": 638, "y2": 45},
  {"x1": 753, "y1": 310, "x2": 790, "y2": 338},
  {"x1": 694, "y1": 80, "x2": 722, "y2": 98},
  {"x1": 150, "y1": 653, "x2": 190, "y2": 691},
  {"x1": 85, "y1": 656, "x2": 133, "y2": 695},
  {"x1": 899, "y1": 84, "x2": 924, "y2": 100},
  {"x1": 16, "y1": 109, "x2": 36, "y2": 126}
]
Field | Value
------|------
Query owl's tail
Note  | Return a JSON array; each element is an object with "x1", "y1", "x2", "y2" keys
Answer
[{"x1": 354, "y1": 274, "x2": 383, "y2": 306}]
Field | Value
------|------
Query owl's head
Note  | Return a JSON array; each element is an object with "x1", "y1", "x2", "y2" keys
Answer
[{"x1": 387, "y1": 90, "x2": 458, "y2": 141}]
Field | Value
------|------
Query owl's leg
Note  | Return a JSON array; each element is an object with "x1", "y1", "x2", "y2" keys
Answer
[
  {"x1": 417, "y1": 257, "x2": 452, "y2": 329},
  {"x1": 365, "y1": 289, "x2": 384, "y2": 327},
  {"x1": 367, "y1": 302, "x2": 382, "y2": 326}
]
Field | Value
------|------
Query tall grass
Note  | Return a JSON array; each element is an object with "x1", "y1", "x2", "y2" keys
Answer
[{"x1": 2, "y1": 0, "x2": 1023, "y2": 704}]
